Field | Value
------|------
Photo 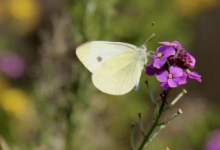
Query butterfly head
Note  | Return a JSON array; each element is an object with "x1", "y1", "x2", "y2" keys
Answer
[{"x1": 137, "y1": 45, "x2": 148, "y2": 64}]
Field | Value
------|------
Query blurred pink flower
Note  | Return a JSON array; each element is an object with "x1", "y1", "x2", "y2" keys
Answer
[
  {"x1": 0, "y1": 52, "x2": 25, "y2": 79},
  {"x1": 204, "y1": 130, "x2": 220, "y2": 150}
]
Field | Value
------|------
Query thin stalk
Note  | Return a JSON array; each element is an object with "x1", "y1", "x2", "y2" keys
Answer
[
  {"x1": 145, "y1": 80, "x2": 157, "y2": 106},
  {"x1": 146, "y1": 109, "x2": 183, "y2": 144},
  {"x1": 163, "y1": 89, "x2": 187, "y2": 112},
  {"x1": 138, "y1": 113, "x2": 146, "y2": 137},
  {"x1": 137, "y1": 90, "x2": 170, "y2": 150},
  {"x1": 158, "y1": 109, "x2": 183, "y2": 126},
  {"x1": 131, "y1": 123, "x2": 136, "y2": 150},
  {"x1": 147, "y1": 124, "x2": 166, "y2": 145}
]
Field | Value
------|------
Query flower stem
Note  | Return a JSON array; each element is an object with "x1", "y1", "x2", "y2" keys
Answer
[
  {"x1": 163, "y1": 89, "x2": 187, "y2": 112},
  {"x1": 147, "y1": 109, "x2": 183, "y2": 144},
  {"x1": 138, "y1": 113, "x2": 146, "y2": 137},
  {"x1": 146, "y1": 124, "x2": 166, "y2": 145},
  {"x1": 137, "y1": 90, "x2": 170, "y2": 150},
  {"x1": 158, "y1": 109, "x2": 182, "y2": 126},
  {"x1": 145, "y1": 80, "x2": 157, "y2": 106},
  {"x1": 131, "y1": 123, "x2": 136, "y2": 150}
]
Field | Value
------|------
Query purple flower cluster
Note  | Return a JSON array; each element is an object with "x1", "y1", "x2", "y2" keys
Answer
[{"x1": 146, "y1": 41, "x2": 201, "y2": 90}]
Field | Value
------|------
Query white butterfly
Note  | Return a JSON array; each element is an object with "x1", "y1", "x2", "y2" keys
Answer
[{"x1": 76, "y1": 35, "x2": 154, "y2": 95}]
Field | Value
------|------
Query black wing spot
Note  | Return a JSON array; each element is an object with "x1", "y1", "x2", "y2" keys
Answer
[{"x1": 97, "y1": 56, "x2": 102, "y2": 62}]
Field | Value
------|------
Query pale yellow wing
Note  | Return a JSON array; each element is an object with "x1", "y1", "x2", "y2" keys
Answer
[
  {"x1": 92, "y1": 49, "x2": 144, "y2": 95},
  {"x1": 76, "y1": 41, "x2": 137, "y2": 73}
]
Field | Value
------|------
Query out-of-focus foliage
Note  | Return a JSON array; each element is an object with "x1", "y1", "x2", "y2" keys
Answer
[
  {"x1": 0, "y1": 0, "x2": 219, "y2": 150},
  {"x1": 174, "y1": 0, "x2": 219, "y2": 16},
  {"x1": 68, "y1": 0, "x2": 191, "y2": 46}
]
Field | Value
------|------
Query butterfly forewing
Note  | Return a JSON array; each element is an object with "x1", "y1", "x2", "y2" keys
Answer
[{"x1": 76, "y1": 41, "x2": 137, "y2": 73}]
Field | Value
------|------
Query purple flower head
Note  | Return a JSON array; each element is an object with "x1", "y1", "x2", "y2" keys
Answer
[
  {"x1": 204, "y1": 130, "x2": 220, "y2": 150},
  {"x1": 151, "y1": 46, "x2": 175, "y2": 69},
  {"x1": 0, "y1": 52, "x2": 25, "y2": 79},
  {"x1": 156, "y1": 66, "x2": 183, "y2": 90},
  {"x1": 182, "y1": 52, "x2": 196, "y2": 68},
  {"x1": 146, "y1": 40, "x2": 201, "y2": 90}
]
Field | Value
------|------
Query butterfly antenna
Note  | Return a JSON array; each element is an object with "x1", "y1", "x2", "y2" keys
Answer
[{"x1": 144, "y1": 33, "x2": 155, "y2": 47}]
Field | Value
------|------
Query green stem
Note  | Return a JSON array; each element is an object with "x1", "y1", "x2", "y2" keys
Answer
[
  {"x1": 138, "y1": 113, "x2": 146, "y2": 137},
  {"x1": 147, "y1": 109, "x2": 183, "y2": 144},
  {"x1": 131, "y1": 123, "x2": 136, "y2": 150},
  {"x1": 166, "y1": 60, "x2": 171, "y2": 67},
  {"x1": 137, "y1": 90, "x2": 170, "y2": 150},
  {"x1": 145, "y1": 80, "x2": 157, "y2": 106},
  {"x1": 163, "y1": 89, "x2": 187, "y2": 112},
  {"x1": 158, "y1": 109, "x2": 183, "y2": 126},
  {"x1": 147, "y1": 124, "x2": 166, "y2": 145}
]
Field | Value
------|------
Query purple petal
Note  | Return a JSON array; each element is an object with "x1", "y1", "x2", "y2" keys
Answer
[
  {"x1": 188, "y1": 71, "x2": 202, "y2": 82},
  {"x1": 150, "y1": 55, "x2": 157, "y2": 61},
  {"x1": 153, "y1": 58, "x2": 161, "y2": 68},
  {"x1": 169, "y1": 66, "x2": 183, "y2": 77},
  {"x1": 153, "y1": 57, "x2": 167, "y2": 69},
  {"x1": 159, "y1": 41, "x2": 183, "y2": 51},
  {"x1": 156, "y1": 71, "x2": 168, "y2": 82},
  {"x1": 160, "y1": 82, "x2": 170, "y2": 90},
  {"x1": 156, "y1": 46, "x2": 169, "y2": 54},
  {"x1": 168, "y1": 78, "x2": 179, "y2": 88},
  {"x1": 159, "y1": 57, "x2": 167, "y2": 67},
  {"x1": 158, "y1": 42, "x2": 178, "y2": 47},
  {"x1": 179, "y1": 73, "x2": 188, "y2": 85},
  {"x1": 187, "y1": 52, "x2": 196, "y2": 68},
  {"x1": 163, "y1": 47, "x2": 176, "y2": 58},
  {"x1": 172, "y1": 41, "x2": 183, "y2": 50},
  {"x1": 145, "y1": 64, "x2": 157, "y2": 76}
]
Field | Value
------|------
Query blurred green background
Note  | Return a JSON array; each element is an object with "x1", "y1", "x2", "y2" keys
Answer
[{"x1": 0, "y1": 0, "x2": 219, "y2": 150}]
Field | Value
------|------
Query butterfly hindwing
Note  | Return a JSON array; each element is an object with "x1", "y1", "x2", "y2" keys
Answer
[{"x1": 92, "y1": 49, "x2": 144, "y2": 95}]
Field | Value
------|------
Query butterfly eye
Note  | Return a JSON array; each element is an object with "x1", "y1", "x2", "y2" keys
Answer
[{"x1": 97, "y1": 56, "x2": 102, "y2": 62}]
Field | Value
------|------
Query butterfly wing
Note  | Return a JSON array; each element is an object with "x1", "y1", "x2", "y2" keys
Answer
[
  {"x1": 76, "y1": 41, "x2": 137, "y2": 73},
  {"x1": 92, "y1": 49, "x2": 144, "y2": 95}
]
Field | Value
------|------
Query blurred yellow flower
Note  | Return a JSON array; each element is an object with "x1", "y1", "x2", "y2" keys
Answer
[
  {"x1": 0, "y1": 89, "x2": 29, "y2": 117},
  {"x1": 8, "y1": 0, "x2": 39, "y2": 20},
  {"x1": 174, "y1": 0, "x2": 219, "y2": 16},
  {"x1": 0, "y1": 87, "x2": 39, "y2": 137},
  {"x1": 7, "y1": 0, "x2": 40, "y2": 32}
]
